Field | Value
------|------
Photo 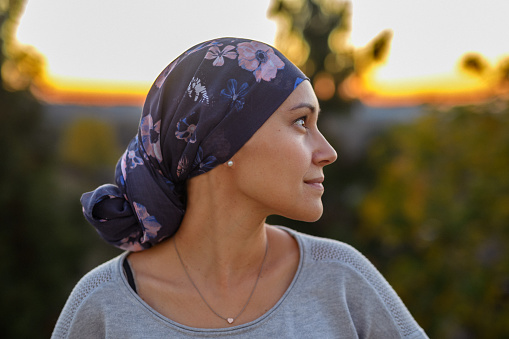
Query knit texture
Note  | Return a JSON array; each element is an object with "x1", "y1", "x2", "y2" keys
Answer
[
  {"x1": 52, "y1": 261, "x2": 113, "y2": 338},
  {"x1": 52, "y1": 228, "x2": 428, "y2": 338},
  {"x1": 310, "y1": 236, "x2": 420, "y2": 337}
]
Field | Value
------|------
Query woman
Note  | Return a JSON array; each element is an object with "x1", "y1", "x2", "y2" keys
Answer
[{"x1": 52, "y1": 38, "x2": 427, "y2": 338}]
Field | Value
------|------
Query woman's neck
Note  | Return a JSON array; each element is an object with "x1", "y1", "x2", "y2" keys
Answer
[
  {"x1": 169, "y1": 170, "x2": 270, "y2": 286},
  {"x1": 125, "y1": 165, "x2": 301, "y2": 327}
]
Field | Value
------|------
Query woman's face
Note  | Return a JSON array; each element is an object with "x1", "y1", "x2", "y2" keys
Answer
[{"x1": 230, "y1": 80, "x2": 337, "y2": 222}]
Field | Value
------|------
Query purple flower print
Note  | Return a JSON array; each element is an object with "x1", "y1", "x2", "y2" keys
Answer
[
  {"x1": 193, "y1": 147, "x2": 217, "y2": 174},
  {"x1": 237, "y1": 41, "x2": 285, "y2": 82},
  {"x1": 140, "y1": 115, "x2": 163, "y2": 163},
  {"x1": 221, "y1": 79, "x2": 249, "y2": 111},
  {"x1": 176, "y1": 156, "x2": 189, "y2": 178},
  {"x1": 127, "y1": 150, "x2": 143, "y2": 169},
  {"x1": 175, "y1": 112, "x2": 199, "y2": 143},
  {"x1": 118, "y1": 233, "x2": 144, "y2": 252},
  {"x1": 133, "y1": 202, "x2": 162, "y2": 243},
  {"x1": 119, "y1": 242, "x2": 144, "y2": 252},
  {"x1": 186, "y1": 40, "x2": 223, "y2": 55},
  {"x1": 205, "y1": 45, "x2": 237, "y2": 66}
]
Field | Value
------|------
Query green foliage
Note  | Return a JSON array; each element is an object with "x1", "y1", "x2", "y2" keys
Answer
[
  {"x1": 0, "y1": 94, "x2": 120, "y2": 339},
  {"x1": 59, "y1": 117, "x2": 121, "y2": 170},
  {"x1": 0, "y1": 0, "x2": 44, "y2": 91},
  {"x1": 1, "y1": 1, "x2": 118, "y2": 337},
  {"x1": 360, "y1": 102, "x2": 509, "y2": 337},
  {"x1": 0, "y1": 86, "x2": 82, "y2": 338}
]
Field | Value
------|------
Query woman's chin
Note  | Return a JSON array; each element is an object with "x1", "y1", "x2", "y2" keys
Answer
[{"x1": 282, "y1": 205, "x2": 323, "y2": 223}]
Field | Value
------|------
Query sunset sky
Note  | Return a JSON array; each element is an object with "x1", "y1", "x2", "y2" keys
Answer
[{"x1": 16, "y1": 0, "x2": 509, "y2": 106}]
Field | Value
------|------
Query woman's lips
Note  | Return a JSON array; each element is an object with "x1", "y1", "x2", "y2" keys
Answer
[{"x1": 304, "y1": 177, "x2": 324, "y2": 190}]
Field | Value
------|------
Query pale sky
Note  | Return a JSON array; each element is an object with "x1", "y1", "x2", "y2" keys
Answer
[
  {"x1": 349, "y1": 0, "x2": 509, "y2": 96},
  {"x1": 17, "y1": 0, "x2": 277, "y2": 88},
  {"x1": 16, "y1": 0, "x2": 509, "y2": 99}
]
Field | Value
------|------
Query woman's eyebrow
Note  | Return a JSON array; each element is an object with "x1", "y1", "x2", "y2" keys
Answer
[{"x1": 289, "y1": 102, "x2": 320, "y2": 114}]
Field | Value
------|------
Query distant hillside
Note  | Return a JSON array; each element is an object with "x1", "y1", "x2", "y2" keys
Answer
[
  {"x1": 42, "y1": 104, "x2": 142, "y2": 146},
  {"x1": 321, "y1": 102, "x2": 423, "y2": 159},
  {"x1": 42, "y1": 102, "x2": 423, "y2": 158}
]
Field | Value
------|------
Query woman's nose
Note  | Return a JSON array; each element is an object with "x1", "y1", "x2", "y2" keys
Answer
[{"x1": 313, "y1": 131, "x2": 337, "y2": 166}]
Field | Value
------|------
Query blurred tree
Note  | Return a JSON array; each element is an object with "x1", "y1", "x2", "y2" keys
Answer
[
  {"x1": 460, "y1": 52, "x2": 509, "y2": 98},
  {"x1": 0, "y1": 0, "x2": 44, "y2": 92},
  {"x1": 360, "y1": 104, "x2": 509, "y2": 338},
  {"x1": 269, "y1": 0, "x2": 391, "y2": 110},
  {"x1": 0, "y1": 1, "x2": 108, "y2": 338}
]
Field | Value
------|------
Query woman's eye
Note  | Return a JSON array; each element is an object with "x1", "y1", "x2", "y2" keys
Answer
[{"x1": 295, "y1": 117, "x2": 307, "y2": 128}]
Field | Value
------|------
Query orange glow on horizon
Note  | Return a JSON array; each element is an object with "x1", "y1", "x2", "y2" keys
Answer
[
  {"x1": 33, "y1": 75, "x2": 149, "y2": 106},
  {"x1": 343, "y1": 73, "x2": 499, "y2": 107},
  {"x1": 35, "y1": 69, "x2": 501, "y2": 108}
]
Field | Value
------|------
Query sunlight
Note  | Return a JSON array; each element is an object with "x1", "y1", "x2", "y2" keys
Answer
[
  {"x1": 15, "y1": 0, "x2": 509, "y2": 105},
  {"x1": 349, "y1": 0, "x2": 509, "y2": 103},
  {"x1": 17, "y1": 0, "x2": 277, "y2": 102}
]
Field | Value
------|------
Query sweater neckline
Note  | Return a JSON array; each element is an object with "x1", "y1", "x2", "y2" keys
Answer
[{"x1": 116, "y1": 226, "x2": 305, "y2": 333}]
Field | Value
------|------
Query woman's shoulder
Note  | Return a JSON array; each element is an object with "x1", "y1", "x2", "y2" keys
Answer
[
  {"x1": 72, "y1": 254, "x2": 123, "y2": 294},
  {"x1": 281, "y1": 227, "x2": 428, "y2": 339},
  {"x1": 279, "y1": 226, "x2": 371, "y2": 267},
  {"x1": 62, "y1": 253, "x2": 125, "y2": 308},
  {"x1": 52, "y1": 254, "x2": 126, "y2": 338},
  {"x1": 279, "y1": 226, "x2": 389, "y2": 291},
  {"x1": 284, "y1": 227, "x2": 390, "y2": 288}
]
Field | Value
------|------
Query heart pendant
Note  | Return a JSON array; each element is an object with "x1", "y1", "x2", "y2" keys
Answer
[{"x1": 227, "y1": 318, "x2": 234, "y2": 324}]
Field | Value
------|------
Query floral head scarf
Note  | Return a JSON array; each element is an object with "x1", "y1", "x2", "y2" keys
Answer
[{"x1": 81, "y1": 37, "x2": 307, "y2": 251}]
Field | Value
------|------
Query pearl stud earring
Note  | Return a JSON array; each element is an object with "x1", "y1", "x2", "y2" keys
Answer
[{"x1": 227, "y1": 160, "x2": 234, "y2": 167}]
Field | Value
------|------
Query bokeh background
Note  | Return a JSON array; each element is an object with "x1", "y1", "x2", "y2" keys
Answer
[{"x1": 2, "y1": 0, "x2": 509, "y2": 337}]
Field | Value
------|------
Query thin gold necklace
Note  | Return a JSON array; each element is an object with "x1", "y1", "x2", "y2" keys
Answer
[{"x1": 173, "y1": 237, "x2": 268, "y2": 325}]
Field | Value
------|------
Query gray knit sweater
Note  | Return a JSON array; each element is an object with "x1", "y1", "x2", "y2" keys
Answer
[{"x1": 52, "y1": 228, "x2": 428, "y2": 338}]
